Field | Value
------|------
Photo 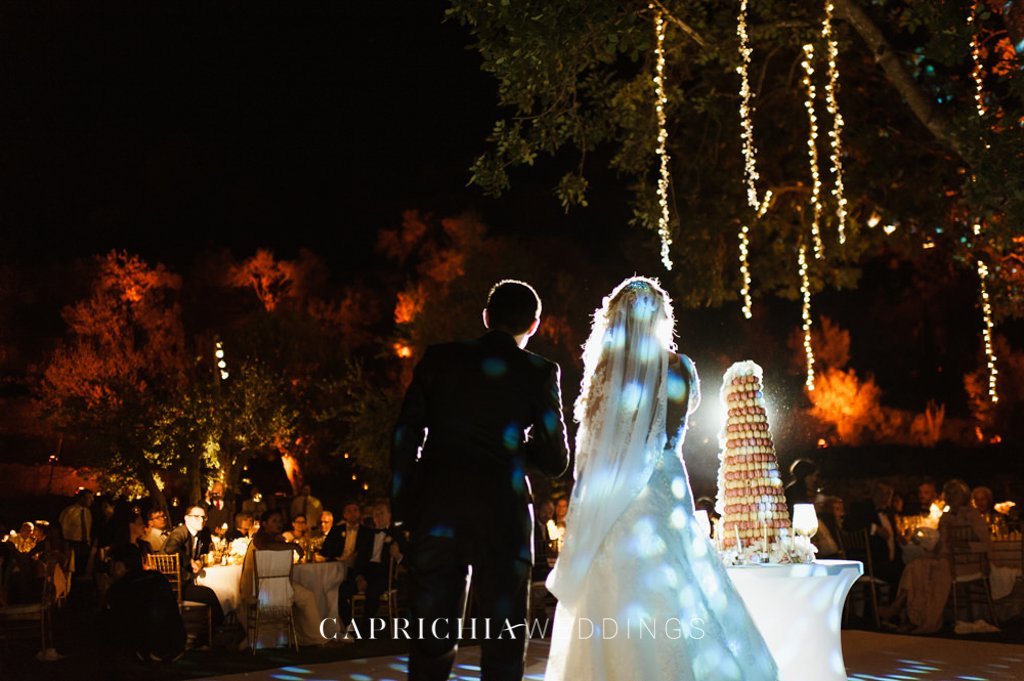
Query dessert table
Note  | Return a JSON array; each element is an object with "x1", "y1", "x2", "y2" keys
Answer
[
  {"x1": 726, "y1": 559, "x2": 862, "y2": 681},
  {"x1": 197, "y1": 560, "x2": 346, "y2": 621}
]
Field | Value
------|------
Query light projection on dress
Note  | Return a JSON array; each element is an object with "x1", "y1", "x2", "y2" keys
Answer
[{"x1": 714, "y1": 361, "x2": 787, "y2": 550}]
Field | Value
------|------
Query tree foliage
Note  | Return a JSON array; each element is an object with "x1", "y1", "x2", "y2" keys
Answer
[{"x1": 447, "y1": 0, "x2": 1024, "y2": 315}]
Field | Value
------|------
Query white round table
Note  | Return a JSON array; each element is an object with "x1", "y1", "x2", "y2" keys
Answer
[
  {"x1": 725, "y1": 559, "x2": 862, "y2": 681},
  {"x1": 197, "y1": 560, "x2": 346, "y2": 621}
]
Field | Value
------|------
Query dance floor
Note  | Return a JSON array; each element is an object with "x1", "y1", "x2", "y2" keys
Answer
[{"x1": 196, "y1": 631, "x2": 1024, "y2": 681}]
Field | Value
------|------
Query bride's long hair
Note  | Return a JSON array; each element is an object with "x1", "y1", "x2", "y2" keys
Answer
[
  {"x1": 573, "y1": 276, "x2": 675, "y2": 471},
  {"x1": 547, "y1": 276, "x2": 677, "y2": 606}
]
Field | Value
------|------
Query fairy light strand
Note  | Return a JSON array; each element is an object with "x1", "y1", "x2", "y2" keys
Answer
[
  {"x1": 736, "y1": 0, "x2": 772, "y2": 216},
  {"x1": 798, "y1": 244, "x2": 816, "y2": 391},
  {"x1": 821, "y1": 2, "x2": 848, "y2": 245},
  {"x1": 968, "y1": 2, "x2": 987, "y2": 117},
  {"x1": 739, "y1": 224, "x2": 753, "y2": 319},
  {"x1": 974, "y1": 222, "x2": 999, "y2": 402},
  {"x1": 801, "y1": 44, "x2": 825, "y2": 260},
  {"x1": 652, "y1": 9, "x2": 674, "y2": 270}
]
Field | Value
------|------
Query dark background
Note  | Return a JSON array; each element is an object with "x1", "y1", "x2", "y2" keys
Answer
[{"x1": 1, "y1": 0, "x2": 1021, "y2": 419}]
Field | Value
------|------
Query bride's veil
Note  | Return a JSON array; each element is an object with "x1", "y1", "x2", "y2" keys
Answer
[{"x1": 546, "y1": 276, "x2": 675, "y2": 609}]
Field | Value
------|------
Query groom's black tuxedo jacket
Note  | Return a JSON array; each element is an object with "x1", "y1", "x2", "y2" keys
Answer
[{"x1": 391, "y1": 330, "x2": 570, "y2": 565}]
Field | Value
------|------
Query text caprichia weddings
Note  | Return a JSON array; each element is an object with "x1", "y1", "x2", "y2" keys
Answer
[{"x1": 320, "y1": 617, "x2": 707, "y2": 641}]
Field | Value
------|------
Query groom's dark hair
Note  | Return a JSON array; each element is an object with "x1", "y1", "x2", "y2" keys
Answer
[{"x1": 486, "y1": 280, "x2": 541, "y2": 335}]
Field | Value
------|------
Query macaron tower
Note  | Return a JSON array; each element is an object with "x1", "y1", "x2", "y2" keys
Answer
[{"x1": 715, "y1": 361, "x2": 788, "y2": 550}]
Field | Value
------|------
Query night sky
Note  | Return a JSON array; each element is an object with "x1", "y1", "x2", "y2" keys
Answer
[
  {"x1": 1, "y1": 1, "x2": 629, "y2": 272},
  {"x1": 2, "y1": 1, "x2": 1021, "y2": 420}
]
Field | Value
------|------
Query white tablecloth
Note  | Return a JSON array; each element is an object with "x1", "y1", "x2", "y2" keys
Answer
[
  {"x1": 726, "y1": 559, "x2": 862, "y2": 681},
  {"x1": 197, "y1": 561, "x2": 346, "y2": 621}
]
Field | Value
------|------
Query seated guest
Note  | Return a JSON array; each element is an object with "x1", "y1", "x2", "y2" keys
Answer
[
  {"x1": 321, "y1": 503, "x2": 371, "y2": 567},
  {"x1": 880, "y1": 479, "x2": 992, "y2": 633},
  {"x1": 813, "y1": 496, "x2": 844, "y2": 559},
  {"x1": 124, "y1": 511, "x2": 153, "y2": 556},
  {"x1": 970, "y1": 485, "x2": 1003, "y2": 527},
  {"x1": 224, "y1": 512, "x2": 254, "y2": 542},
  {"x1": 239, "y1": 509, "x2": 323, "y2": 646},
  {"x1": 11, "y1": 522, "x2": 36, "y2": 553},
  {"x1": 241, "y1": 487, "x2": 267, "y2": 519},
  {"x1": 917, "y1": 479, "x2": 939, "y2": 517},
  {"x1": 533, "y1": 498, "x2": 555, "y2": 581},
  {"x1": 161, "y1": 505, "x2": 224, "y2": 627},
  {"x1": 846, "y1": 483, "x2": 903, "y2": 589},
  {"x1": 104, "y1": 543, "x2": 185, "y2": 662},
  {"x1": 784, "y1": 458, "x2": 820, "y2": 519},
  {"x1": 283, "y1": 514, "x2": 308, "y2": 543},
  {"x1": 355, "y1": 501, "x2": 408, "y2": 622},
  {"x1": 317, "y1": 510, "x2": 335, "y2": 539},
  {"x1": 322, "y1": 502, "x2": 372, "y2": 636},
  {"x1": 144, "y1": 509, "x2": 170, "y2": 552}
]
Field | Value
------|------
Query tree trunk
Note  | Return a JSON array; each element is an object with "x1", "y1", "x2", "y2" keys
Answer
[
  {"x1": 186, "y1": 447, "x2": 203, "y2": 508},
  {"x1": 834, "y1": 0, "x2": 967, "y2": 159},
  {"x1": 138, "y1": 463, "x2": 168, "y2": 514}
]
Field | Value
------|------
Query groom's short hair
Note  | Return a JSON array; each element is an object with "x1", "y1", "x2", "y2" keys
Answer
[{"x1": 486, "y1": 280, "x2": 541, "y2": 334}]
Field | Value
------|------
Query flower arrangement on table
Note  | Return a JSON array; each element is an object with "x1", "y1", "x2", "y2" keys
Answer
[
  {"x1": 716, "y1": 531, "x2": 817, "y2": 566},
  {"x1": 206, "y1": 536, "x2": 252, "y2": 566}
]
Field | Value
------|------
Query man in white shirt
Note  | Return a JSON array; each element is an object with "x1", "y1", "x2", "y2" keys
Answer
[
  {"x1": 58, "y1": 488, "x2": 94, "y2": 575},
  {"x1": 144, "y1": 509, "x2": 169, "y2": 552}
]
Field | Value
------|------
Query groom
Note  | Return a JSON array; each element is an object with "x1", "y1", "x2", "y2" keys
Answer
[{"x1": 391, "y1": 280, "x2": 570, "y2": 681}]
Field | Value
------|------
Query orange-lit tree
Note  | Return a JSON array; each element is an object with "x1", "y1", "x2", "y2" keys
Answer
[{"x1": 38, "y1": 252, "x2": 186, "y2": 508}]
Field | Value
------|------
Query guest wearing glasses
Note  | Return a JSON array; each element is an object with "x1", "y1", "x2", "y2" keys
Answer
[
  {"x1": 161, "y1": 505, "x2": 224, "y2": 627},
  {"x1": 144, "y1": 509, "x2": 170, "y2": 552},
  {"x1": 317, "y1": 510, "x2": 335, "y2": 538},
  {"x1": 283, "y1": 514, "x2": 308, "y2": 543}
]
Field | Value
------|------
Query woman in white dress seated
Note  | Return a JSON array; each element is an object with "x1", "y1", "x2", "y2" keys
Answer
[{"x1": 239, "y1": 508, "x2": 323, "y2": 646}]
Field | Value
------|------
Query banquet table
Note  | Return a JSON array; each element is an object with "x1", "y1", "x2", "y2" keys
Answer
[
  {"x1": 726, "y1": 559, "x2": 862, "y2": 681},
  {"x1": 197, "y1": 560, "x2": 346, "y2": 622}
]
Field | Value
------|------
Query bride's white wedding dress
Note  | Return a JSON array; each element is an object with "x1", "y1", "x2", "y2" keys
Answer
[{"x1": 544, "y1": 278, "x2": 777, "y2": 681}]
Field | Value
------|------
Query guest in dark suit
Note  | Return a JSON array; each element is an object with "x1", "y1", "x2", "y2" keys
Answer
[
  {"x1": 161, "y1": 505, "x2": 224, "y2": 626},
  {"x1": 203, "y1": 482, "x2": 232, "y2": 537},
  {"x1": 846, "y1": 483, "x2": 903, "y2": 589},
  {"x1": 104, "y1": 543, "x2": 185, "y2": 663},
  {"x1": 532, "y1": 498, "x2": 555, "y2": 581},
  {"x1": 321, "y1": 501, "x2": 373, "y2": 634},
  {"x1": 354, "y1": 500, "x2": 409, "y2": 623},
  {"x1": 392, "y1": 280, "x2": 570, "y2": 681},
  {"x1": 223, "y1": 512, "x2": 254, "y2": 542}
]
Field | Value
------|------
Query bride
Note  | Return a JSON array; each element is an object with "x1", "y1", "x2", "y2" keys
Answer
[{"x1": 544, "y1": 277, "x2": 778, "y2": 681}]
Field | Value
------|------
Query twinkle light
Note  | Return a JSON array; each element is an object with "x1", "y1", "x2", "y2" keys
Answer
[
  {"x1": 821, "y1": 2, "x2": 848, "y2": 245},
  {"x1": 652, "y1": 8, "x2": 674, "y2": 270},
  {"x1": 968, "y1": 2, "x2": 987, "y2": 117},
  {"x1": 974, "y1": 222, "x2": 999, "y2": 402},
  {"x1": 801, "y1": 44, "x2": 825, "y2": 260},
  {"x1": 738, "y1": 224, "x2": 753, "y2": 319},
  {"x1": 799, "y1": 244, "x2": 816, "y2": 391},
  {"x1": 736, "y1": 0, "x2": 772, "y2": 216}
]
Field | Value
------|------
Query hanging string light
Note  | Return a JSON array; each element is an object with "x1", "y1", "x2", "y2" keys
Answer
[
  {"x1": 739, "y1": 224, "x2": 753, "y2": 319},
  {"x1": 821, "y1": 2, "x2": 848, "y2": 245},
  {"x1": 652, "y1": 8, "x2": 674, "y2": 270},
  {"x1": 801, "y1": 44, "x2": 825, "y2": 260},
  {"x1": 974, "y1": 222, "x2": 999, "y2": 402},
  {"x1": 736, "y1": 0, "x2": 772, "y2": 216},
  {"x1": 967, "y1": 2, "x2": 987, "y2": 117},
  {"x1": 799, "y1": 244, "x2": 816, "y2": 391}
]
